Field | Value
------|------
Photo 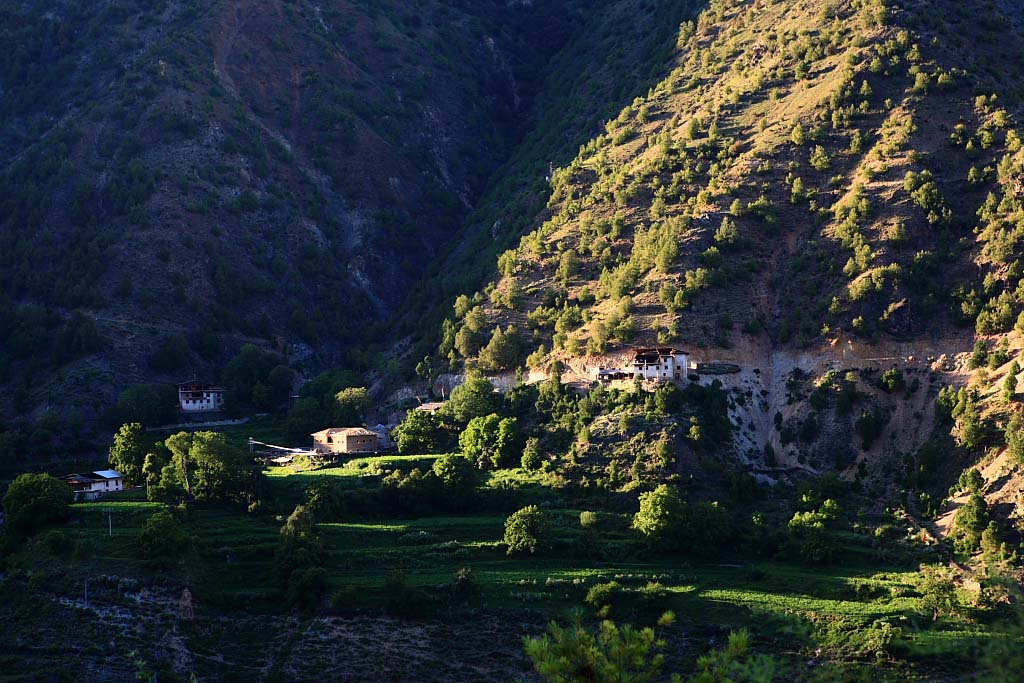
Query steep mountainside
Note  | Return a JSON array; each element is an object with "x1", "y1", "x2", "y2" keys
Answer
[
  {"x1": 0, "y1": 0, "x2": 652, "y2": 422},
  {"x1": 438, "y1": 0, "x2": 1024, "y2": 368},
  {"x1": 422, "y1": 0, "x2": 1024, "y2": 508}
]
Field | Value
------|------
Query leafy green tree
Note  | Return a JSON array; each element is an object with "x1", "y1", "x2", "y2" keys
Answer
[
  {"x1": 274, "y1": 505, "x2": 326, "y2": 609},
  {"x1": 108, "y1": 422, "x2": 147, "y2": 484},
  {"x1": 522, "y1": 437, "x2": 542, "y2": 470},
  {"x1": 791, "y1": 122, "x2": 806, "y2": 145},
  {"x1": 787, "y1": 500, "x2": 840, "y2": 563},
  {"x1": 460, "y1": 414, "x2": 520, "y2": 468},
  {"x1": 504, "y1": 505, "x2": 548, "y2": 555},
  {"x1": 878, "y1": 368, "x2": 905, "y2": 392},
  {"x1": 393, "y1": 409, "x2": 451, "y2": 454},
  {"x1": 1006, "y1": 412, "x2": 1024, "y2": 463},
  {"x1": 164, "y1": 431, "x2": 256, "y2": 501},
  {"x1": 980, "y1": 521, "x2": 1004, "y2": 560},
  {"x1": 632, "y1": 484, "x2": 684, "y2": 549},
  {"x1": 524, "y1": 617, "x2": 774, "y2": 683},
  {"x1": 524, "y1": 618, "x2": 665, "y2": 683},
  {"x1": 446, "y1": 373, "x2": 500, "y2": 423},
  {"x1": 979, "y1": 595, "x2": 1024, "y2": 682},
  {"x1": 334, "y1": 387, "x2": 370, "y2": 424},
  {"x1": 477, "y1": 326, "x2": 522, "y2": 372},
  {"x1": 952, "y1": 492, "x2": 989, "y2": 553},
  {"x1": 149, "y1": 334, "x2": 190, "y2": 373},
  {"x1": 431, "y1": 454, "x2": 478, "y2": 505},
  {"x1": 222, "y1": 344, "x2": 290, "y2": 413},
  {"x1": 286, "y1": 397, "x2": 324, "y2": 441},
  {"x1": 109, "y1": 384, "x2": 178, "y2": 427},
  {"x1": 304, "y1": 477, "x2": 346, "y2": 522},
  {"x1": 2, "y1": 473, "x2": 74, "y2": 535},
  {"x1": 137, "y1": 510, "x2": 190, "y2": 559},
  {"x1": 810, "y1": 145, "x2": 831, "y2": 170},
  {"x1": 142, "y1": 451, "x2": 166, "y2": 486},
  {"x1": 917, "y1": 564, "x2": 961, "y2": 621},
  {"x1": 1005, "y1": 362, "x2": 1019, "y2": 403},
  {"x1": 690, "y1": 629, "x2": 775, "y2": 683},
  {"x1": 0, "y1": 431, "x2": 20, "y2": 465}
]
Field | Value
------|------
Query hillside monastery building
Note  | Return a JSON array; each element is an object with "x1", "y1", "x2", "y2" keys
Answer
[
  {"x1": 178, "y1": 381, "x2": 226, "y2": 413},
  {"x1": 631, "y1": 347, "x2": 689, "y2": 380},
  {"x1": 597, "y1": 347, "x2": 690, "y2": 384}
]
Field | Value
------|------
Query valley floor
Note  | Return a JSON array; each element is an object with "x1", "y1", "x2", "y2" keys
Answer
[{"x1": 0, "y1": 457, "x2": 1012, "y2": 682}]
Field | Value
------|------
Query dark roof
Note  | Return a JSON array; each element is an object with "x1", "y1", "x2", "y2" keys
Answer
[
  {"x1": 632, "y1": 347, "x2": 686, "y2": 363},
  {"x1": 177, "y1": 381, "x2": 226, "y2": 390},
  {"x1": 61, "y1": 470, "x2": 123, "y2": 483}
]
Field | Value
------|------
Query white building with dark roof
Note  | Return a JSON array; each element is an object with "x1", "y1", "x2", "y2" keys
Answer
[
  {"x1": 61, "y1": 470, "x2": 125, "y2": 501},
  {"x1": 632, "y1": 347, "x2": 689, "y2": 381},
  {"x1": 178, "y1": 381, "x2": 226, "y2": 413}
]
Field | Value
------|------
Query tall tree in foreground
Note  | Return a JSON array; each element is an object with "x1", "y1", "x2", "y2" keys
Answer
[{"x1": 108, "y1": 422, "x2": 147, "y2": 484}]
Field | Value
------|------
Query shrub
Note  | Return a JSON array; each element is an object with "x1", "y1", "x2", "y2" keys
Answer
[
  {"x1": 632, "y1": 484, "x2": 684, "y2": 548},
  {"x1": 137, "y1": 510, "x2": 190, "y2": 559},
  {"x1": 504, "y1": 505, "x2": 548, "y2": 555},
  {"x1": 952, "y1": 492, "x2": 989, "y2": 553},
  {"x1": 2, "y1": 473, "x2": 74, "y2": 536},
  {"x1": 521, "y1": 437, "x2": 542, "y2": 470},
  {"x1": 585, "y1": 581, "x2": 623, "y2": 609},
  {"x1": 450, "y1": 567, "x2": 479, "y2": 603}
]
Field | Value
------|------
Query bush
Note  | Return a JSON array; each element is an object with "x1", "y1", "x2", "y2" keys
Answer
[
  {"x1": 450, "y1": 567, "x2": 479, "y2": 603},
  {"x1": 521, "y1": 437, "x2": 542, "y2": 470},
  {"x1": 137, "y1": 510, "x2": 190, "y2": 559},
  {"x1": 109, "y1": 384, "x2": 178, "y2": 427},
  {"x1": 2, "y1": 473, "x2": 74, "y2": 536},
  {"x1": 585, "y1": 581, "x2": 623, "y2": 609},
  {"x1": 504, "y1": 505, "x2": 548, "y2": 555},
  {"x1": 579, "y1": 510, "x2": 600, "y2": 529},
  {"x1": 149, "y1": 334, "x2": 191, "y2": 373},
  {"x1": 632, "y1": 484, "x2": 684, "y2": 549}
]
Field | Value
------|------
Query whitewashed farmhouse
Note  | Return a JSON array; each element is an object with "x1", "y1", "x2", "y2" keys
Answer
[
  {"x1": 632, "y1": 347, "x2": 689, "y2": 381},
  {"x1": 61, "y1": 470, "x2": 125, "y2": 501}
]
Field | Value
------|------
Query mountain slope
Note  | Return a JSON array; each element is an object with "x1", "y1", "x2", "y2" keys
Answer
[
  {"x1": 415, "y1": 0, "x2": 1024, "y2": 507},
  {"x1": 0, "y1": 0, "x2": 605, "y2": 422},
  {"x1": 436, "y1": 0, "x2": 1024, "y2": 366}
]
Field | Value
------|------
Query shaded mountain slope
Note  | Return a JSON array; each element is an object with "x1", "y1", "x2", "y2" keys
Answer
[{"x1": 0, "y1": 0, "x2": 616, "y2": 422}]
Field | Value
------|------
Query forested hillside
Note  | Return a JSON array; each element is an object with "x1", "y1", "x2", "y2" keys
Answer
[
  {"x1": 7, "y1": 2, "x2": 1024, "y2": 682},
  {"x1": 434, "y1": 0, "x2": 1024, "y2": 371},
  {"x1": 1, "y1": 0, "x2": 677, "y2": 429}
]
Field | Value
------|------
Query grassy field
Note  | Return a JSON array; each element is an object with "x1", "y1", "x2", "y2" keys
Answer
[{"x1": 0, "y1": 461, "x2": 1013, "y2": 682}]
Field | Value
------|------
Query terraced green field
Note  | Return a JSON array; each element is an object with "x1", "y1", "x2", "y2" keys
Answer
[{"x1": 0, "y1": 463, "x2": 1014, "y2": 682}]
